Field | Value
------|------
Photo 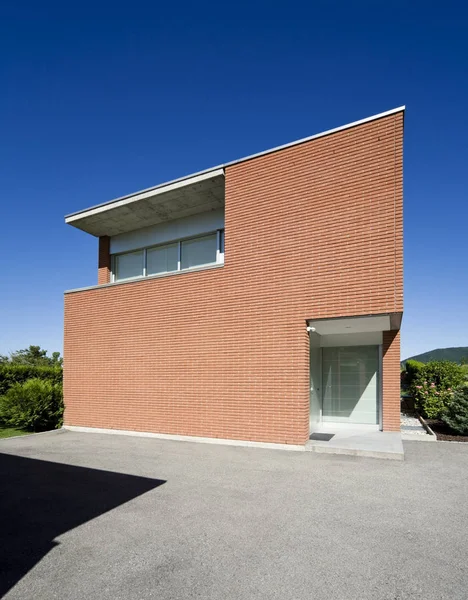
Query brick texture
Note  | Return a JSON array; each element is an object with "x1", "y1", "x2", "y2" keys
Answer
[
  {"x1": 98, "y1": 236, "x2": 111, "y2": 284},
  {"x1": 382, "y1": 330, "x2": 401, "y2": 431},
  {"x1": 64, "y1": 111, "x2": 404, "y2": 444}
]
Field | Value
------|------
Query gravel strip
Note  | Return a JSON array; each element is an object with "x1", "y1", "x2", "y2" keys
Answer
[{"x1": 401, "y1": 411, "x2": 428, "y2": 435}]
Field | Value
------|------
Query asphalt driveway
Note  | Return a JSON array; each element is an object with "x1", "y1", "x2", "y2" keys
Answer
[{"x1": 1, "y1": 431, "x2": 467, "y2": 600}]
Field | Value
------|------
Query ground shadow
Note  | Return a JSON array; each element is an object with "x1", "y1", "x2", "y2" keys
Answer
[{"x1": 0, "y1": 452, "x2": 165, "y2": 598}]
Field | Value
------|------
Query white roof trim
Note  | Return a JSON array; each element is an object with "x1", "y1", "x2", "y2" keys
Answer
[
  {"x1": 65, "y1": 106, "x2": 405, "y2": 222},
  {"x1": 221, "y1": 105, "x2": 405, "y2": 171}
]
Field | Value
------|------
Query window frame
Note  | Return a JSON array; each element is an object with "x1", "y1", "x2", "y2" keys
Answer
[{"x1": 111, "y1": 229, "x2": 224, "y2": 283}]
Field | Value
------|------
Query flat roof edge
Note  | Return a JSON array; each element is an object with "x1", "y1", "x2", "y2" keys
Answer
[
  {"x1": 65, "y1": 105, "x2": 405, "y2": 221},
  {"x1": 221, "y1": 105, "x2": 405, "y2": 171},
  {"x1": 65, "y1": 168, "x2": 225, "y2": 223}
]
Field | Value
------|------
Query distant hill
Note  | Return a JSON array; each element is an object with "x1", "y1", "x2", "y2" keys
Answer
[{"x1": 402, "y1": 347, "x2": 468, "y2": 366}]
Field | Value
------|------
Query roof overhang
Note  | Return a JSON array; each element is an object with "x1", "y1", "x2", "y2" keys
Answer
[
  {"x1": 307, "y1": 313, "x2": 402, "y2": 335},
  {"x1": 65, "y1": 168, "x2": 225, "y2": 237}
]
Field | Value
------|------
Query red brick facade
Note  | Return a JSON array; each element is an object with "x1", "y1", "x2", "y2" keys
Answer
[
  {"x1": 64, "y1": 111, "x2": 403, "y2": 444},
  {"x1": 98, "y1": 236, "x2": 111, "y2": 285},
  {"x1": 382, "y1": 330, "x2": 402, "y2": 431}
]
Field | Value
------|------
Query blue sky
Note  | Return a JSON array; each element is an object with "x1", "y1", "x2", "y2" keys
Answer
[{"x1": 0, "y1": 1, "x2": 467, "y2": 359}]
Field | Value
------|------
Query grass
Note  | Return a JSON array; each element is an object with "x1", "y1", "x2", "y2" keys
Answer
[{"x1": 0, "y1": 426, "x2": 31, "y2": 439}]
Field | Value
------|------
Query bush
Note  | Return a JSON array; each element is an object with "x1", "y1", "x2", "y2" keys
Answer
[
  {"x1": 412, "y1": 382, "x2": 453, "y2": 419},
  {"x1": 422, "y1": 361, "x2": 466, "y2": 389},
  {"x1": 0, "y1": 378, "x2": 64, "y2": 431},
  {"x1": 411, "y1": 360, "x2": 466, "y2": 419},
  {"x1": 0, "y1": 364, "x2": 62, "y2": 396},
  {"x1": 404, "y1": 360, "x2": 424, "y2": 384},
  {"x1": 401, "y1": 359, "x2": 425, "y2": 389},
  {"x1": 442, "y1": 386, "x2": 468, "y2": 435}
]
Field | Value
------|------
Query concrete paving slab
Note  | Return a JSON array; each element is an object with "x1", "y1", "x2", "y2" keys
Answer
[{"x1": 307, "y1": 425, "x2": 405, "y2": 459}]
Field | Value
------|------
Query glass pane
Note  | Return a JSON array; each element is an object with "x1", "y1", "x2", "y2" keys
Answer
[
  {"x1": 114, "y1": 250, "x2": 144, "y2": 280},
  {"x1": 147, "y1": 243, "x2": 178, "y2": 275},
  {"x1": 181, "y1": 234, "x2": 217, "y2": 269},
  {"x1": 322, "y1": 346, "x2": 378, "y2": 424}
]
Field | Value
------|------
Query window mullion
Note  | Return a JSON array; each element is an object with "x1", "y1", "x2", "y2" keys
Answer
[
  {"x1": 216, "y1": 230, "x2": 221, "y2": 263},
  {"x1": 177, "y1": 241, "x2": 181, "y2": 271}
]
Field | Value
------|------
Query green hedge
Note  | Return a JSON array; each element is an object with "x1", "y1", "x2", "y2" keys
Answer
[
  {"x1": 404, "y1": 360, "x2": 425, "y2": 386},
  {"x1": 0, "y1": 364, "x2": 62, "y2": 396},
  {"x1": 0, "y1": 378, "x2": 64, "y2": 431}
]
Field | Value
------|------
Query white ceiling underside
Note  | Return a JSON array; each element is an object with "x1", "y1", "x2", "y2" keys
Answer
[
  {"x1": 308, "y1": 315, "x2": 392, "y2": 335},
  {"x1": 66, "y1": 170, "x2": 225, "y2": 237}
]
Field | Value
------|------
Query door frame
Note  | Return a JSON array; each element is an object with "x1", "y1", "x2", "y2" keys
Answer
[
  {"x1": 378, "y1": 344, "x2": 383, "y2": 431},
  {"x1": 309, "y1": 334, "x2": 322, "y2": 433},
  {"x1": 309, "y1": 342, "x2": 382, "y2": 430}
]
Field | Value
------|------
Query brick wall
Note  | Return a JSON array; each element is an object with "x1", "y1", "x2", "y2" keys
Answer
[
  {"x1": 98, "y1": 236, "x2": 111, "y2": 284},
  {"x1": 382, "y1": 330, "x2": 401, "y2": 431},
  {"x1": 64, "y1": 111, "x2": 403, "y2": 444}
]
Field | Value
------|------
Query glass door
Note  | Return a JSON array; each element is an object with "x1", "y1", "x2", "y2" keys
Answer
[
  {"x1": 322, "y1": 346, "x2": 379, "y2": 425},
  {"x1": 309, "y1": 332, "x2": 322, "y2": 432}
]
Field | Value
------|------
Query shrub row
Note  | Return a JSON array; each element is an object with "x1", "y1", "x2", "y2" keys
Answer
[
  {"x1": 0, "y1": 364, "x2": 62, "y2": 396},
  {"x1": 406, "y1": 360, "x2": 467, "y2": 421},
  {"x1": 443, "y1": 386, "x2": 468, "y2": 435},
  {"x1": 0, "y1": 364, "x2": 64, "y2": 431},
  {"x1": 0, "y1": 379, "x2": 64, "y2": 432}
]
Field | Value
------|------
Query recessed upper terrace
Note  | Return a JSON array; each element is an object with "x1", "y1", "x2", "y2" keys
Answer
[{"x1": 65, "y1": 169, "x2": 225, "y2": 237}]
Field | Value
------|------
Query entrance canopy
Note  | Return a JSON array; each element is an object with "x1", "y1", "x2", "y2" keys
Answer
[
  {"x1": 308, "y1": 313, "x2": 402, "y2": 431},
  {"x1": 307, "y1": 313, "x2": 402, "y2": 348},
  {"x1": 307, "y1": 313, "x2": 402, "y2": 335}
]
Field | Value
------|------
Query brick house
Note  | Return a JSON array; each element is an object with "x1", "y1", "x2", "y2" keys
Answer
[{"x1": 64, "y1": 106, "x2": 404, "y2": 447}]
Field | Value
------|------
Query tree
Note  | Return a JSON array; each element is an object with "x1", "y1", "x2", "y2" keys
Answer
[
  {"x1": 50, "y1": 352, "x2": 63, "y2": 367},
  {"x1": 5, "y1": 346, "x2": 63, "y2": 367}
]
